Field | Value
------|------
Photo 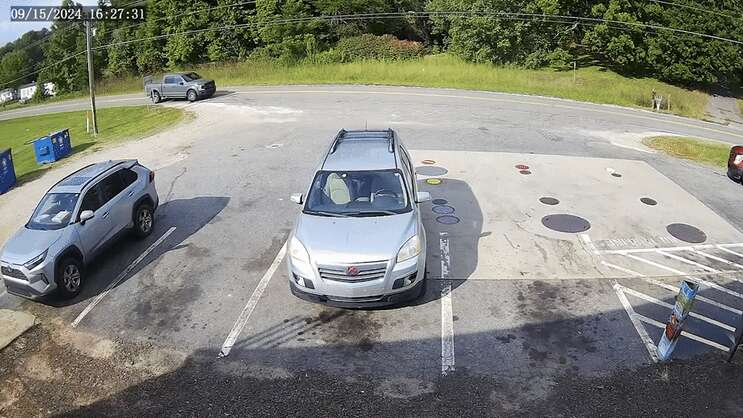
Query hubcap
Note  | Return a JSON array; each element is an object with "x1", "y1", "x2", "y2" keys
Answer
[
  {"x1": 139, "y1": 209, "x2": 152, "y2": 232},
  {"x1": 63, "y1": 264, "x2": 81, "y2": 292},
  {"x1": 189, "y1": 92, "x2": 195, "y2": 100}
]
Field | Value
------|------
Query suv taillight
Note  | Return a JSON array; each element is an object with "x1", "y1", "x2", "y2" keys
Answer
[{"x1": 149, "y1": 171, "x2": 155, "y2": 183}]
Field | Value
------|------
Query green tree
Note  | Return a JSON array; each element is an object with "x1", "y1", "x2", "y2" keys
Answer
[{"x1": 0, "y1": 50, "x2": 32, "y2": 88}]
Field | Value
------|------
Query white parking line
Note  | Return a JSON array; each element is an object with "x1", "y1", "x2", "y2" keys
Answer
[
  {"x1": 692, "y1": 250, "x2": 743, "y2": 270},
  {"x1": 600, "y1": 242, "x2": 743, "y2": 255},
  {"x1": 579, "y1": 233, "x2": 598, "y2": 254},
  {"x1": 218, "y1": 240, "x2": 287, "y2": 358},
  {"x1": 656, "y1": 250, "x2": 720, "y2": 273},
  {"x1": 624, "y1": 254, "x2": 743, "y2": 300},
  {"x1": 440, "y1": 232, "x2": 455, "y2": 376},
  {"x1": 71, "y1": 227, "x2": 176, "y2": 328},
  {"x1": 635, "y1": 313, "x2": 730, "y2": 352},
  {"x1": 716, "y1": 246, "x2": 743, "y2": 259},
  {"x1": 617, "y1": 284, "x2": 735, "y2": 332},
  {"x1": 612, "y1": 282, "x2": 659, "y2": 363},
  {"x1": 602, "y1": 261, "x2": 743, "y2": 315}
]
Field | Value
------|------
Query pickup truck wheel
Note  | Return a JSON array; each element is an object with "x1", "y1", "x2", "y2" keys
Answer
[
  {"x1": 134, "y1": 204, "x2": 154, "y2": 239},
  {"x1": 151, "y1": 91, "x2": 161, "y2": 104},
  {"x1": 187, "y1": 89, "x2": 197, "y2": 102},
  {"x1": 56, "y1": 257, "x2": 83, "y2": 299}
]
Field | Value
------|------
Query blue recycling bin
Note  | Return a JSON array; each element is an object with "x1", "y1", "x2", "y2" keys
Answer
[
  {"x1": 0, "y1": 149, "x2": 17, "y2": 194},
  {"x1": 50, "y1": 128, "x2": 72, "y2": 159},
  {"x1": 32, "y1": 128, "x2": 72, "y2": 165}
]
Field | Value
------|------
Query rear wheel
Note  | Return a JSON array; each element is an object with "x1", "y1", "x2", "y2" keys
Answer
[
  {"x1": 56, "y1": 257, "x2": 83, "y2": 299},
  {"x1": 151, "y1": 90, "x2": 161, "y2": 104},
  {"x1": 187, "y1": 89, "x2": 197, "y2": 102},
  {"x1": 134, "y1": 204, "x2": 154, "y2": 239}
]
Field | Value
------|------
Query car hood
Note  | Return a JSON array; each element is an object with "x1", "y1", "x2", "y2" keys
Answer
[
  {"x1": 1, "y1": 227, "x2": 65, "y2": 264},
  {"x1": 294, "y1": 212, "x2": 417, "y2": 264}
]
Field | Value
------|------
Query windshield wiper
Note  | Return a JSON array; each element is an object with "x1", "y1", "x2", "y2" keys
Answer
[
  {"x1": 304, "y1": 210, "x2": 351, "y2": 218},
  {"x1": 347, "y1": 210, "x2": 398, "y2": 217}
]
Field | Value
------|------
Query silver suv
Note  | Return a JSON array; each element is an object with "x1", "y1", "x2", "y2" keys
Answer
[
  {"x1": 0, "y1": 160, "x2": 159, "y2": 300},
  {"x1": 288, "y1": 129, "x2": 430, "y2": 307}
]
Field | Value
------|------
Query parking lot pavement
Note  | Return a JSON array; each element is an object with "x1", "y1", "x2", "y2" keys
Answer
[{"x1": 4, "y1": 87, "x2": 743, "y2": 414}]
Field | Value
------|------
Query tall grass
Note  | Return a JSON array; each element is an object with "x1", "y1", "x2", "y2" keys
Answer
[
  {"x1": 643, "y1": 136, "x2": 729, "y2": 168},
  {"x1": 88, "y1": 54, "x2": 711, "y2": 120}
]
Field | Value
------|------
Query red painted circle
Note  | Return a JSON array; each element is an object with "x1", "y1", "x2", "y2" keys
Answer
[
  {"x1": 515, "y1": 164, "x2": 529, "y2": 170},
  {"x1": 422, "y1": 159, "x2": 436, "y2": 165}
]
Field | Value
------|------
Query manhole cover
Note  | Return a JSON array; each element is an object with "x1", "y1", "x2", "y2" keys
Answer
[
  {"x1": 542, "y1": 214, "x2": 591, "y2": 233},
  {"x1": 426, "y1": 178, "x2": 442, "y2": 185},
  {"x1": 436, "y1": 215, "x2": 460, "y2": 225},
  {"x1": 416, "y1": 166, "x2": 448, "y2": 176},
  {"x1": 515, "y1": 164, "x2": 529, "y2": 170},
  {"x1": 539, "y1": 197, "x2": 560, "y2": 206},
  {"x1": 421, "y1": 159, "x2": 436, "y2": 165},
  {"x1": 667, "y1": 223, "x2": 707, "y2": 244},
  {"x1": 519, "y1": 170, "x2": 532, "y2": 175},
  {"x1": 640, "y1": 197, "x2": 658, "y2": 206},
  {"x1": 432, "y1": 205, "x2": 455, "y2": 214},
  {"x1": 432, "y1": 199, "x2": 448, "y2": 205}
]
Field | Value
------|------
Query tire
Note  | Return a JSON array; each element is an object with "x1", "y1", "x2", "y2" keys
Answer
[
  {"x1": 56, "y1": 257, "x2": 83, "y2": 299},
  {"x1": 187, "y1": 89, "x2": 197, "y2": 102},
  {"x1": 134, "y1": 203, "x2": 154, "y2": 239},
  {"x1": 151, "y1": 90, "x2": 161, "y2": 104}
]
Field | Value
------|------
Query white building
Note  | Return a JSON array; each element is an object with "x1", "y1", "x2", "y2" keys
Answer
[
  {"x1": 0, "y1": 88, "x2": 17, "y2": 104},
  {"x1": 18, "y1": 81, "x2": 57, "y2": 101}
]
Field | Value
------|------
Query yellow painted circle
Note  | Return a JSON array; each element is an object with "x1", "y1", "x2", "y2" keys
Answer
[{"x1": 426, "y1": 178, "x2": 442, "y2": 185}]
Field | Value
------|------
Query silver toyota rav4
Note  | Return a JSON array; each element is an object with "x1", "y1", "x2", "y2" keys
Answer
[
  {"x1": 0, "y1": 160, "x2": 159, "y2": 300},
  {"x1": 288, "y1": 129, "x2": 430, "y2": 307}
]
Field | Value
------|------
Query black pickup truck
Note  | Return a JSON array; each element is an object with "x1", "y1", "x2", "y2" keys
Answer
[{"x1": 144, "y1": 72, "x2": 216, "y2": 103}]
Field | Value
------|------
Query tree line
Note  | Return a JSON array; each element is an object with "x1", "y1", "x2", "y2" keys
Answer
[{"x1": 1, "y1": 0, "x2": 741, "y2": 94}]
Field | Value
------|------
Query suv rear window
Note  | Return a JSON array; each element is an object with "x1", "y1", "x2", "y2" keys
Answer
[{"x1": 304, "y1": 170, "x2": 410, "y2": 217}]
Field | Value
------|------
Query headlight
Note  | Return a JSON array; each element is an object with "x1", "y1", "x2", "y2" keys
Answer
[
  {"x1": 396, "y1": 235, "x2": 421, "y2": 263},
  {"x1": 198, "y1": 84, "x2": 205, "y2": 90},
  {"x1": 290, "y1": 236, "x2": 310, "y2": 263},
  {"x1": 24, "y1": 249, "x2": 48, "y2": 270}
]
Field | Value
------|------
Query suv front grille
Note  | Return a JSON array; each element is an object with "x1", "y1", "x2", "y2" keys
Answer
[
  {"x1": 1, "y1": 265, "x2": 26, "y2": 280},
  {"x1": 318, "y1": 260, "x2": 388, "y2": 283}
]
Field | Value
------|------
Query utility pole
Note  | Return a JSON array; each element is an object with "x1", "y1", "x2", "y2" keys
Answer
[{"x1": 84, "y1": 19, "x2": 98, "y2": 135}]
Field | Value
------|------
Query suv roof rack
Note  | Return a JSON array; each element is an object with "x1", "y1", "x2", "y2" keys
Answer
[{"x1": 329, "y1": 128, "x2": 395, "y2": 154}]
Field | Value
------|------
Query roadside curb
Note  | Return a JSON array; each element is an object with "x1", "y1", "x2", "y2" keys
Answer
[{"x1": 0, "y1": 308, "x2": 36, "y2": 351}]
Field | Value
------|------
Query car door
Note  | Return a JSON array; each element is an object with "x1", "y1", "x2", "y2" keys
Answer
[
  {"x1": 162, "y1": 76, "x2": 178, "y2": 97},
  {"x1": 96, "y1": 170, "x2": 131, "y2": 244},
  {"x1": 76, "y1": 184, "x2": 112, "y2": 257}
]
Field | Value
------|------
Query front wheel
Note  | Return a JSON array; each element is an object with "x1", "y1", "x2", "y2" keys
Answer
[
  {"x1": 56, "y1": 257, "x2": 83, "y2": 299},
  {"x1": 187, "y1": 89, "x2": 197, "y2": 102},
  {"x1": 151, "y1": 91, "x2": 161, "y2": 104},
  {"x1": 134, "y1": 204, "x2": 154, "y2": 239}
]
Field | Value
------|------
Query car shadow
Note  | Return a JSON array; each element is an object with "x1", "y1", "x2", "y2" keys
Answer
[
  {"x1": 43, "y1": 196, "x2": 230, "y2": 307},
  {"x1": 377, "y1": 178, "x2": 482, "y2": 309}
]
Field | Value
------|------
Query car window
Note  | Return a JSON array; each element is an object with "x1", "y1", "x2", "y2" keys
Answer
[
  {"x1": 305, "y1": 170, "x2": 410, "y2": 216},
  {"x1": 79, "y1": 187, "x2": 102, "y2": 213},
  {"x1": 118, "y1": 168, "x2": 138, "y2": 188},
  {"x1": 27, "y1": 193, "x2": 79, "y2": 230},
  {"x1": 164, "y1": 76, "x2": 179, "y2": 84},
  {"x1": 97, "y1": 172, "x2": 127, "y2": 206},
  {"x1": 398, "y1": 150, "x2": 415, "y2": 193}
]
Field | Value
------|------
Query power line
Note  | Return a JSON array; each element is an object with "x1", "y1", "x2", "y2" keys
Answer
[{"x1": 650, "y1": 0, "x2": 742, "y2": 20}]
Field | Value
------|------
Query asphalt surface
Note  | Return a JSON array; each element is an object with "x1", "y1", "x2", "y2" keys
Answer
[{"x1": 2, "y1": 85, "x2": 743, "y2": 417}]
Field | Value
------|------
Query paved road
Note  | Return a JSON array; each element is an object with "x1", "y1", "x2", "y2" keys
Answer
[{"x1": 1, "y1": 86, "x2": 743, "y2": 417}]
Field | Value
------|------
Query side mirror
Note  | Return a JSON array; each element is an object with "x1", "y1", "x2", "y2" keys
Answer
[
  {"x1": 179, "y1": 82, "x2": 184, "y2": 85},
  {"x1": 416, "y1": 192, "x2": 431, "y2": 203},
  {"x1": 290, "y1": 193, "x2": 304, "y2": 204},
  {"x1": 79, "y1": 210, "x2": 94, "y2": 224}
]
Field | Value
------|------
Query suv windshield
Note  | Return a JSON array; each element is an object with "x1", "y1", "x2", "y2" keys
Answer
[
  {"x1": 27, "y1": 193, "x2": 79, "y2": 230},
  {"x1": 182, "y1": 72, "x2": 201, "y2": 81},
  {"x1": 304, "y1": 170, "x2": 409, "y2": 217}
]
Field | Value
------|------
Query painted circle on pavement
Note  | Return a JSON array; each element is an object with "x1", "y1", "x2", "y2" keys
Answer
[
  {"x1": 426, "y1": 178, "x2": 442, "y2": 185},
  {"x1": 519, "y1": 170, "x2": 532, "y2": 175},
  {"x1": 432, "y1": 199, "x2": 448, "y2": 205},
  {"x1": 436, "y1": 215, "x2": 460, "y2": 225},
  {"x1": 416, "y1": 166, "x2": 448, "y2": 176},
  {"x1": 432, "y1": 205, "x2": 455, "y2": 214},
  {"x1": 541, "y1": 214, "x2": 591, "y2": 233},
  {"x1": 640, "y1": 197, "x2": 658, "y2": 206},
  {"x1": 667, "y1": 223, "x2": 707, "y2": 244},
  {"x1": 515, "y1": 164, "x2": 529, "y2": 170},
  {"x1": 422, "y1": 159, "x2": 436, "y2": 165},
  {"x1": 539, "y1": 197, "x2": 560, "y2": 206}
]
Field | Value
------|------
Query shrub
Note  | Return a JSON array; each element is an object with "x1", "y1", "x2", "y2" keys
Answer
[{"x1": 333, "y1": 34, "x2": 425, "y2": 63}]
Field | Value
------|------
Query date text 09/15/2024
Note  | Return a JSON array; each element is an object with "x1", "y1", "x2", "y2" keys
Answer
[{"x1": 10, "y1": 6, "x2": 146, "y2": 22}]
